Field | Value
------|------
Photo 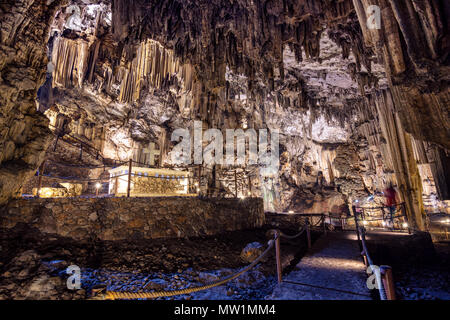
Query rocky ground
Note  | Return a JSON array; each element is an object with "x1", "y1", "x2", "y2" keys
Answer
[
  {"x1": 393, "y1": 242, "x2": 450, "y2": 300},
  {"x1": 0, "y1": 223, "x2": 317, "y2": 300}
]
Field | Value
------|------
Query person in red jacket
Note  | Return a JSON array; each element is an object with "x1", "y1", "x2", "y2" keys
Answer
[{"x1": 384, "y1": 183, "x2": 398, "y2": 229}]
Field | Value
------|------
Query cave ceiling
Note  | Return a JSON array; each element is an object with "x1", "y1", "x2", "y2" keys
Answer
[{"x1": 43, "y1": 0, "x2": 389, "y2": 141}]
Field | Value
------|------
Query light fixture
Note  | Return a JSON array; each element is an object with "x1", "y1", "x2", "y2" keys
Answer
[
  {"x1": 288, "y1": 210, "x2": 294, "y2": 214},
  {"x1": 362, "y1": 220, "x2": 368, "y2": 226},
  {"x1": 402, "y1": 222, "x2": 408, "y2": 229},
  {"x1": 382, "y1": 221, "x2": 386, "y2": 227},
  {"x1": 240, "y1": 195, "x2": 246, "y2": 200},
  {"x1": 95, "y1": 182, "x2": 101, "y2": 196}
]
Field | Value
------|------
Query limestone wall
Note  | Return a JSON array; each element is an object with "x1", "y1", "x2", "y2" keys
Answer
[{"x1": 0, "y1": 197, "x2": 264, "y2": 241}]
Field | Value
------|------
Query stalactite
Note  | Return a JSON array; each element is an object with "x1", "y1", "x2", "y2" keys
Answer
[
  {"x1": 118, "y1": 39, "x2": 194, "y2": 104},
  {"x1": 52, "y1": 37, "x2": 89, "y2": 88},
  {"x1": 374, "y1": 89, "x2": 425, "y2": 229}
]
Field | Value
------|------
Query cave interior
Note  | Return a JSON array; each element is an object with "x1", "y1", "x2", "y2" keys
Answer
[{"x1": 0, "y1": 0, "x2": 449, "y2": 301}]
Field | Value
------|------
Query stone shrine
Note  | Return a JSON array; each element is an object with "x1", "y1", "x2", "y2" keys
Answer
[{"x1": 108, "y1": 166, "x2": 193, "y2": 197}]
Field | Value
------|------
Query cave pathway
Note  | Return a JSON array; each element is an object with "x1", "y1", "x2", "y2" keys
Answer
[{"x1": 268, "y1": 232, "x2": 371, "y2": 300}]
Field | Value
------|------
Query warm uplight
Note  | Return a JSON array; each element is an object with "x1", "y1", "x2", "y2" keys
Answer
[
  {"x1": 95, "y1": 183, "x2": 101, "y2": 189},
  {"x1": 382, "y1": 221, "x2": 386, "y2": 227},
  {"x1": 362, "y1": 220, "x2": 368, "y2": 225},
  {"x1": 402, "y1": 222, "x2": 408, "y2": 228},
  {"x1": 240, "y1": 195, "x2": 246, "y2": 200},
  {"x1": 288, "y1": 210, "x2": 294, "y2": 214}
]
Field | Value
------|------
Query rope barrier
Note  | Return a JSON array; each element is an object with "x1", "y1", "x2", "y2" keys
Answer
[
  {"x1": 279, "y1": 227, "x2": 307, "y2": 240},
  {"x1": 359, "y1": 227, "x2": 387, "y2": 300},
  {"x1": 97, "y1": 239, "x2": 275, "y2": 300},
  {"x1": 283, "y1": 280, "x2": 372, "y2": 298},
  {"x1": 45, "y1": 159, "x2": 128, "y2": 169},
  {"x1": 40, "y1": 173, "x2": 129, "y2": 182}
]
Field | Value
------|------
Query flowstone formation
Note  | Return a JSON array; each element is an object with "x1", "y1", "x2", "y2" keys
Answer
[{"x1": 0, "y1": 0, "x2": 449, "y2": 230}]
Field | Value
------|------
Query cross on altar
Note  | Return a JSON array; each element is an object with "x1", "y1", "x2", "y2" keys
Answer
[{"x1": 142, "y1": 142, "x2": 160, "y2": 166}]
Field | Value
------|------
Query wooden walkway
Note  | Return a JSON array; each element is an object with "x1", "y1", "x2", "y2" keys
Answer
[{"x1": 268, "y1": 232, "x2": 372, "y2": 300}]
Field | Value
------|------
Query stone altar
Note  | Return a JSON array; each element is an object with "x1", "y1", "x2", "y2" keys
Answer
[{"x1": 108, "y1": 166, "x2": 193, "y2": 197}]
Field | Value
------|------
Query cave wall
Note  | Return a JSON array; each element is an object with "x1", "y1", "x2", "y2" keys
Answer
[
  {"x1": 351, "y1": 0, "x2": 449, "y2": 148},
  {"x1": 0, "y1": 0, "x2": 64, "y2": 205}
]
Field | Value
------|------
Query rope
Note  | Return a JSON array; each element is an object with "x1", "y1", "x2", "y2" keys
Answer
[
  {"x1": 359, "y1": 227, "x2": 387, "y2": 300},
  {"x1": 45, "y1": 159, "x2": 128, "y2": 169},
  {"x1": 97, "y1": 239, "x2": 275, "y2": 300},
  {"x1": 358, "y1": 214, "x2": 406, "y2": 222},
  {"x1": 279, "y1": 227, "x2": 306, "y2": 240},
  {"x1": 40, "y1": 173, "x2": 129, "y2": 182},
  {"x1": 283, "y1": 280, "x2": 372, "y2": 298}
]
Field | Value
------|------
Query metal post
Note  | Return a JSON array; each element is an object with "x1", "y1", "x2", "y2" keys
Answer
[
  {"x1": 127, "y1": 159, "x2": 132, "y2": 197},
  {"x1": 53, "y1": 136, "x2": 59, "y2": 151},
  {"x1": 380, "y1": 266, "x2": 396, "y2": 300},
  {"x1": 275, "y1": 231, "x2": 282, "y2": 284},
  {"x1": 306, "y1": 218, "x2": 312, "y2": 249},
  {"x1": 234, "y1": 169, "x2": 238, "y2": 198},
  {"x1": 37, "y1": 161, "x2": 45, "y2": 198},
  {"x1": 198, "y1": 165, "x2": 202, "y2": 194},
  {"x1": 362, "y1": 253, "x2": 368, "y2": 267},
  {"x1": 402, "y1": 204, "x2": 412, "y2": 234},
  {"x1": 188, "y1": 173, "x2": 191, "y2": 193},
  {"x1": 323, "y1": 215, "x2": 327, "y2": 236},
  {"x1": 248, "y1": 175, "x2": 252, "y2": 196},
  {"x1": 353, "y1": 205, "x2": 362, "y2": 251},
  {"x1": 79, "y1": 142, "x2": 83, "y2": 160}
]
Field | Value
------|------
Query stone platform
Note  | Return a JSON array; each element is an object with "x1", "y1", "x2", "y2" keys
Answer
[{"x1": 0, "y1": 197, "x2": 264, "y2": 241}]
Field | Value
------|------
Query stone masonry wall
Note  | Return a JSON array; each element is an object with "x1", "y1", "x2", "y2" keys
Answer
[{"x1": 0, "y1": 197, "x2": 264, "y2": 241}]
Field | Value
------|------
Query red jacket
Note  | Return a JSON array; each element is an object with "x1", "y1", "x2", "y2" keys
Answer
[{"x1": 384, "y1": 187, "x2": 397, "y2": 207}]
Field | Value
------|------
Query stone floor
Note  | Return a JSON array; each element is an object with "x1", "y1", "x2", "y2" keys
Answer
[{"x1": 268, "y1": 232, "x2": 371, "y2": 300}]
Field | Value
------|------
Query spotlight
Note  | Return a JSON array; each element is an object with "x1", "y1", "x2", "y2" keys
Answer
[
  {"x1": 362, "y1": 220, "x2": 368, "y2": 226},
  {"x1": 382, "y1": 221, "x2": 386, "y2": 227},
  {"x1": 288, "y1": 210, "x2": 294, "y2": 214},
  {"x1": 240, "y1": 195, "x2": 246, "y2": 200},
  {"x1": 95, "y1": 182, "x2": 101, "y2": 196},
  {"x1": 402, "y1": 222, "x2": 408, "y2": 229}
]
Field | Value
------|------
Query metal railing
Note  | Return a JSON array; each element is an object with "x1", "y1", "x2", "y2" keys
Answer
[{"x1": 358, "y1": 226, "x2": 396, "y2": 300}]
